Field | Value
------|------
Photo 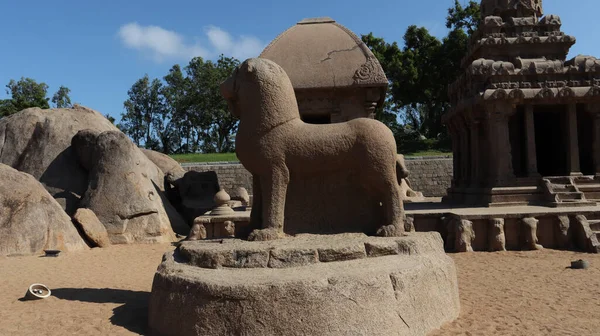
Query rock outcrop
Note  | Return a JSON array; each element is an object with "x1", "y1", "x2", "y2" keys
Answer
[
  {"x1": 75, "y1": 130, "x2": 188, "y2": 244},
  {"x1": 72, "y1": 208, "x2": 111, "y2": 248},
  {"x1": 0, "y1": 105, "x2": 118, "y2": 213},
  {"x1": 0, "y1": 164, "x2": 88, "y2": 256},
  {"x1": 0, "y1": 106, "x2": 189, "y2": 245},
  {"x1": 141, "y1": 149, "x2": 186, "y2": 182}
]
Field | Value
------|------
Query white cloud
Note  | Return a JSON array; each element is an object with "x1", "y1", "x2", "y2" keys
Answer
[
  {"x1": 205, "y1": 25, "x2": 264, "y2": 60},
  {"x1": 206, "y1": 26, "x2": 233, "y2": 52},
  {"x1": 118, "y1": 22, "x2": 265, "y2": 63}
]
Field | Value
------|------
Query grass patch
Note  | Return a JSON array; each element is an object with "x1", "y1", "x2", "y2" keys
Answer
[
  {"x1": 170, "y1": 152, "x2": 238, "y2": 163},
  {"x1": 404, "y1": 150, "x2": 452, "y2": 157},
  {"x1": 170, "y1": 151, "x2": 451, "y2": 163}
]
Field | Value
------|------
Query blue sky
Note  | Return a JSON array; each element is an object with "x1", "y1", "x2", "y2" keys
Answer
[{"x1": 1, "y1": 0, "x2": 598, "y2": 121}]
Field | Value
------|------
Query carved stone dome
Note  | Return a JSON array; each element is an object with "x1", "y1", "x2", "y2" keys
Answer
[{"x1": 259, "y1": 17, "x2": 387, "y2": 90}]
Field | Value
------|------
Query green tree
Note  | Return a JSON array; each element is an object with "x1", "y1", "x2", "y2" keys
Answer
[
  {"x1": 119, "y1": 75, "x2": 165, "y2": 149},
  {"x1": 361, "y1": 33, "x2": 403, "y2": 131},
  {"x1": 119, "y1": 55, "x2": 241, "y2": 154},
  {"x1": 51, "y1": 86, "x2": 72, "y2": 108},
  {"x1": 105, "y1": 114, "x2": 116, "y2": 124},
  {"x1": 183, "y1": 55, "x2": 240, "y2": 153},
  {"x1": 362, "y1": 0, "x2": 480, "y2": 146},
  {"x1": 0, "y1": 99, "x2": 15, "y2": 117},
  {"x1": 162, "y1": 64, "x2": 193, "y2": 154},
  {"x1": 446, "y1": 0, "x2": 481, "y2": 34},
  {"x1": 5, "y1": 77, "x2": 50, "y2": 113}
]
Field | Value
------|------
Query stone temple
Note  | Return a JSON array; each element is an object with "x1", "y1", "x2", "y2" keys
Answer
[
  {"x1": 260, "y1": 17, "x2": 388, "y2": 124},
  {"x1": 444, "y1": 0, "x2": 600, "y2": 207}
]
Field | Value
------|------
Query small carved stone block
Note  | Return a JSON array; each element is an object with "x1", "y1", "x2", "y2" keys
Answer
[
  {"x1": 556, "y1": 215, "x2": 571, "y2": 249},
  {"x1": 521, "y1": 217, "x2": 543, "y2": 250},
  {"x1": 455, "y1": 219, "x2": 475, "y2": 253},
  {"x1": 186, "y1": 223, "x2": 207, "y2": 241},
  {"x1": 488, "y1": 218, "x2": 506, "y2": 252}
]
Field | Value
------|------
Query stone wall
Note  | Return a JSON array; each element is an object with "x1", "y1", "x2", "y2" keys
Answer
[
  {"x1": 183, "y1": 157, "x2": 453, "y2": 197},
  {"x1": 404, "y1": 157, "x2": 453, "y2": 197}
]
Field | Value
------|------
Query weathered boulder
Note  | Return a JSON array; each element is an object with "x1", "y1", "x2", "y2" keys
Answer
[
  {"x1": 71, "y1": 128, "x2": 99, "y2": 171},
  {"x1": 72, "y1": 208, "x2": 111, "y2": 248},
  {"x1": 77, "y1": 130, "x2": 188, "y2": 244},
  {"x1": 173, "y1": 171, "x2": 221, "y2": 224},
  {"x1": 141, "y1": 149, "x2": 186, "y2": 182},
  {"x1": 0, "y1": 105, "x2": 118, "y2": 213},
  {"x1": 0, "y1": 163, "x2": 88, "y2": 256},
  {"x1": 0, "y1": 106, "x2": 188, "y2": 244},
  {"x1": 140, "y1": 149, "x2": 189, "y2": 217}
]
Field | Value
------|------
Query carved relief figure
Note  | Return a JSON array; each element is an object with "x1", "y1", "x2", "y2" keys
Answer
[
  {"x1": 404, "y1": 216, "x2": 415, "y2": 233},
  {"x1": 223, "y1": 221, "x2": 236, "y2": 238},
  {"x1": 397, "y1": 154, "x2": 424, "y2": 200},
  {"x1": 521, "y1": 217, "x2": 543, "y2": 250},
  {"x1": 556, "y1": 215, "x2": 571, "y2": 249},
  {"x1": 186, "y1": 222, "x2": 207, "y2": 241},
  {"x1": 489, "y1": 218, "x2": 507, "y2": 252},
  {"x1": 221, "y1": 58, "x2": 405, "y2": 241},
  {"x1": 456, "y1": 219, "x2": 475, "y2": 252}
]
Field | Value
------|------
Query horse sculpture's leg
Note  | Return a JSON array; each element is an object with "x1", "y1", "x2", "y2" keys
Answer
[
  {"x1": 250, "y1": 174, "x2": 262, "y2": 230},
  {"x1": 248, "y1": 166, "x2": 289, "y2": 241},
  {"x1": 376, "y1": 178, "x2": 405, "y2": 237}
]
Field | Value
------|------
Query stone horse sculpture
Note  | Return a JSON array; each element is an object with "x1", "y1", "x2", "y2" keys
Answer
[{"x1": 220, "y1": 58, "x2": 406, "y2": 241}]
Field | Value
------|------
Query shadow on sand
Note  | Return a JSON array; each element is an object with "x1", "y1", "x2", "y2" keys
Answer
[{"x1": 52, "y1": 288, "x2": 149, "y2": 334}]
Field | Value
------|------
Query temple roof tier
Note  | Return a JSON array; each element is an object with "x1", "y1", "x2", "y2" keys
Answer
[
  {"x1": 443, "y1": 85, "x2": 600, "y2": 123},
  {"x1": 481, "y1": 0, "x2": 543, "y2": 20},
  {"x1": 462, "y1": 33, "x2": 575, "y2": 68}
]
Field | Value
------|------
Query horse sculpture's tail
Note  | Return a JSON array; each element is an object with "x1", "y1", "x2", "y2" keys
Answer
[{"x1": 396, "y1": 154, "x2": 409, "y2": 184}]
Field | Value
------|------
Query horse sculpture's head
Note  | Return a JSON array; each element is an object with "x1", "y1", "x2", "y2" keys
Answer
[{"x1": 220, "y1": 58, "x2": 299, "y2": 128}]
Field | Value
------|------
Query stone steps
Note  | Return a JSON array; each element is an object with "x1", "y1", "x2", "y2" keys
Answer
[
  {"x1": 555, "y1": 192, "x2": 585, "y2": 201},
  {"x1": 572, "y1": 176, "x2": 600, "y2": 204},
  {"x1": 545, "y1": 176, "x2": 573, "y2": 185},
  {"x1": 572, "y1": 176, "x2": 598, "y2": 185},
  {"x1": 548, "y1": 201, "x2": 598, "y2": 208},
  {"x1": 574, "y1": 183, "x2": 600, "y2": 190},
  {"x1": 541, "y1": 176, "x2": 595, "y2": 207},
  {"x1": 550, "y1": 185, "x2": 577, "y2": 193},
  {"x1": 585, "y1": 212, "x2": 600, "y2": 221},
  {"x1": 574, "y1": 215, "x2": 600, "y2": 254},
  {"x1": 589, "y1": 220, "x2": 600, "y2": 231}
]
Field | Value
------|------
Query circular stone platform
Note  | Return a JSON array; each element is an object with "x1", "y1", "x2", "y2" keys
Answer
[{"x1": 148, "y1": 232, "x2": 459, "y2": 336}]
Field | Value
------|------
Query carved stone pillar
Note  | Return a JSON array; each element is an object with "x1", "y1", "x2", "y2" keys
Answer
[
  {"x1": 459, "y1": 123, "x2": 470, "y2": 187},
  {"x1": 449, "y1": 120, "x2": 461, "y2": 187},
  {"x1": 469, "y1": 120, "x2": 481, "y2": 186},
  {"x1": 524, "y1": 105, "x2": 540, "y2": 177},
  {"x1": 479, "y1": 114, "x2": 491, "y2": 186},
  {"x1": 589, "y1": 104, "x2": 600, "y2": 176},
  {"x1": 566, "y1": 103, "x2": 581, "y2": 176},
  {"x1": 486, "y1": 103, "x2": 515, "y2": 185}
]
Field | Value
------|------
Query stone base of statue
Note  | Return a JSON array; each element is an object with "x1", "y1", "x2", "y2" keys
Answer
[{"x1": 148, "y1": 232, "x2": 459, "y2": 336}]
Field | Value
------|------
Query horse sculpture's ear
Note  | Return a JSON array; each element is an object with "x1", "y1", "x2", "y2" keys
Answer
[
  {"x1": 245, "y1": 59, "x2": 257, "y2": 74},
  {"x1": 220, "y1": 67, "x2": 238, "y2": 101}
]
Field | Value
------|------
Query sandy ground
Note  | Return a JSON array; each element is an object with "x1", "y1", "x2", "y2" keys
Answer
[{"x1": 1, "y1": 245, "x2": 600, "y2": 336}]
